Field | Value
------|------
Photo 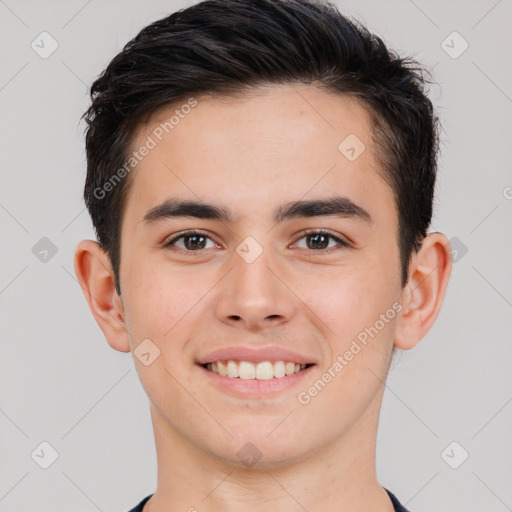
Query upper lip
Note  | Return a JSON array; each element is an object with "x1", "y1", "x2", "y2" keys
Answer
[{"x1": 196, "y1": 346, "x2": 317, "y2": 365}]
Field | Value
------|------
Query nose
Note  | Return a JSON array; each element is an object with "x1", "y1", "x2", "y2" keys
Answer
[{"x1": 214, "y1": 247, "x2": 296, "y2": 332}]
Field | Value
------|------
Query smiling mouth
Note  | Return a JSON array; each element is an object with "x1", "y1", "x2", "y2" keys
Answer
[{"x1": 201, "y1": 360, "x2": 315, "y2": 380}]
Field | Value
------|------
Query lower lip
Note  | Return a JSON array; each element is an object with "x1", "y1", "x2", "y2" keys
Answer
[{"x1": 197, "y1": 364, "x2": 315, "y2": 397}]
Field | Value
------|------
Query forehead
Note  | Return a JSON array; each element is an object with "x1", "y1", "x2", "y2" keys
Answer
[
  {"x1": 123, "y1": 84, "x2": 393, "y2": 225},
  {"x1": 137, "y1": 84, "x2": 374, "y2": 154}
]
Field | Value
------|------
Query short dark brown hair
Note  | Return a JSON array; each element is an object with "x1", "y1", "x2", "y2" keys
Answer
[{"x1": 82, "y1": 0, "x2": 439, "y2": 295}]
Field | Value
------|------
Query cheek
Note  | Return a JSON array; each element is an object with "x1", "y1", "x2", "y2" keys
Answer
[
  {"x1": 122, "y1": 260, "x2": 203, "y2": 347},
  {"x1": 301, "y1": 269, "x2": 394, "y2": 341},
  {"x1": 298, "y1": 274, "x2": 396, "y2": 425},
  {"x1": 122, "y1": 268, "x2": 202, "y2": 396}
]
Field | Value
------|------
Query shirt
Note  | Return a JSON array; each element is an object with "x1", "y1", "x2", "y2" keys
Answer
[{"x1": 128, "y1": 488, "x2": 410, "y2": 511}]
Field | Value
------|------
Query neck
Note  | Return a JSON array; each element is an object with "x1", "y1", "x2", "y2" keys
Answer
[{"x1": 143, "y1": 388, "x2": 395, "y2": 512}]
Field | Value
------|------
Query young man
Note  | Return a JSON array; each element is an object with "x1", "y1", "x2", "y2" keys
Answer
[{"x1": 74, "y1": 1, "x2": 452, "y2": 510}]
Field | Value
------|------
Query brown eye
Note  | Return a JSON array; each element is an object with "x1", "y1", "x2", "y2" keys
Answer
[
  {"x1": 164, "y1": 231, "x2": 217, "y2": 251},
  {"x1": 293, "y1": 230, "x2": 350, "y2": 252},
  {"x1": 306, "y1": 233, "x2": 330, "y2": 250},
  {"x1": 182, "y1": 234, "x2": 208, "y2": 250}
]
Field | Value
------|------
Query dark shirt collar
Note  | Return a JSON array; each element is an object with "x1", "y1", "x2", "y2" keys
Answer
[{"x1": 129, "y1": 489, "x2": 410, "y2": 512}]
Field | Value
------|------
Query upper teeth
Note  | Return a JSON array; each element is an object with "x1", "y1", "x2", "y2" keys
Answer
[{"x1": 205, "y1": 360, "x2": 308, "y2": 379}]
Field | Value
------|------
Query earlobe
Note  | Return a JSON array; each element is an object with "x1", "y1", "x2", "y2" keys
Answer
[
  {"x1": 73, "y1": 240, "x2": 131, "y2": 353},
  {"x1": 394, "y1": 233, "x2": 452, "y2": 350}
]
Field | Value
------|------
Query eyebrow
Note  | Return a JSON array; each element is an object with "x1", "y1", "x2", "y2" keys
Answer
[{"x1": 141, "y1": 196, "x2": 372, "y2": 225}]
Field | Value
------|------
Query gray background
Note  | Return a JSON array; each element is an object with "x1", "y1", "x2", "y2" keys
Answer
[{"x1": 1, "y1": 0, "x2": 511, "y2": 511}]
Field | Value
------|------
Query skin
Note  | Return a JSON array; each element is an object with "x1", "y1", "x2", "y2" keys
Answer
[{"x1": 74, "y1": 84, "x2": 452, "y2": 511}]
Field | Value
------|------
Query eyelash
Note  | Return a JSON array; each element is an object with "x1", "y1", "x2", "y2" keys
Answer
[{"x1": 162, "y1": 229, "x2": 350, "y2": 254}]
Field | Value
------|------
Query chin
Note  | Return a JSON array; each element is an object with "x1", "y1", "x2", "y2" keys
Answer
[{"x1": 208, "y1": 435, "x2": 310, "y2": 470}]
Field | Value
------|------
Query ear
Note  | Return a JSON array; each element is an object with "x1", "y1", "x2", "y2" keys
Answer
[
  {"x1": 394, "y1": 232, "x2": 452, "y2": 350},
  {"x1": 74, "y1": 239, "x2": 131, "y2": 353}
]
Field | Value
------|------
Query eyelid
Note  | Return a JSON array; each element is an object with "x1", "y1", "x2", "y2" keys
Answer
[
  {"x1": 163, "y1": 229, "x2": 217, "y2": 248},
  {"x1": 292, "y1": 228, "x2": 351, "y2": 249}
]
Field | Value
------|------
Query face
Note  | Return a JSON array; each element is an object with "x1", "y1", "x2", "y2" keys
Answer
[{"x1": 117, "y1": 84, "x2": 404, "y2": 467}]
